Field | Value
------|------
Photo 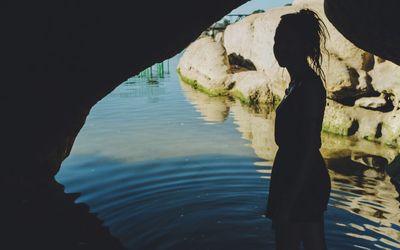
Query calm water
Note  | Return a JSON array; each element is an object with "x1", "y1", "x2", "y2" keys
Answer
[{"x1": 56, "y1": 53, "x2": 400, "y2": 249}]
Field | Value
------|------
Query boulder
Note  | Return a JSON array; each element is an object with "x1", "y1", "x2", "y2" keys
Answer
[
  {"x1": 223, "y1": 1, "x2": 375, "y2": 102},
  {"x1": 369, "y1": 58, "x2": 400, "y2": 109},
  {"x1": 323, "y1": 100, "x2": 358, "y2": 136},
  {"x1": 355, "y1": 96, "x2": 387, "y2": 109},
  {"x1": 178, "y1": 36, "x2": 230, "y2": 96},
  {"x1": 226, "y1": 71, "x2": 284, "y2": 105}
]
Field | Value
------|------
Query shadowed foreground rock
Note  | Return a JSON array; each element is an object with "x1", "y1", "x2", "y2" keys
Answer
[{"x1": 2, "y1": 0, "x2": 248, "y2": 248}]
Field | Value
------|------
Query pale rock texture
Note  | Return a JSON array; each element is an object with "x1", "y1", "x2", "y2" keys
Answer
[
  {"x1": 223, "y1": 1, "x2": 374, "y2": 101},
  {"x1": 369, "y1": 58, "x2": 400, "y2": 109},
  {"x1": 178, "y1": 36, "x2": 230, "y2": 95},
  {"x1": 177, "y1": 0, "x2": 400, "y2": 148},
  {"x1": 227, "y1": 71, "x2": 284, "y2": 104},
  {"x1": 355, "y1": 96, "x2": 387, "y2": 110}
]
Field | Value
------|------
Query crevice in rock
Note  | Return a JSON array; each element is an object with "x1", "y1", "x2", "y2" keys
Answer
[
  {"x1": 333, "y1": 90, "x2": 380, "y2": 106},
  {"x1": 376, "y1": 122, "x2": 383, "y2": 138},
  {"x1": 228, "y1": 53, "x2": 257, "y2": 72},
  {"x1": 335, "y1": 91, "x2": 395, "y2": 113},
  {"x1": 348, "y1": 120, "x2": 359, "y2": 136},
  {"x1": 226, "y1": 81, "x2": 235, "y2": 90}
]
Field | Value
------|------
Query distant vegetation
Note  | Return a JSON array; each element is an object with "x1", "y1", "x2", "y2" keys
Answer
[{"x1": 252, "y1": 9, "x2": 265, "y2": 14}]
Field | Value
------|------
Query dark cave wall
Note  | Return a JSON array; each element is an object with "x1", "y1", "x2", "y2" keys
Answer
[
  {"x1": 3, "y1": 0, "x2": 248, "y2": 179},
  {"x1": 324, "y1": 0, "x2": 400, "y2": 65},
  {"x1": 3, "y1": 1, "x2": 249, "y2": 248}
]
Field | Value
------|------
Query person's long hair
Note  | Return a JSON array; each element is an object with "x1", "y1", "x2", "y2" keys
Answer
[{"x1": 280, "y1": 9, "x2": 329, "y2": 84}]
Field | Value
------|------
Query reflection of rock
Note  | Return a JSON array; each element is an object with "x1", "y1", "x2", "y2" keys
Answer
[
  {"x1": 182, "y1": 84, "x2": 398, "y2": 164},
  {"x1": 350, "y1": 152, "x2": 388, "y2": 169},
  {"x1": 321, "y1": 133, "x2": 397, "y2": 163},
  {"x1": 233, "y1": 101, "x2": 398, "y2": 164},
  {"x1": 386, "y1": 155, "x2": 400, "y2": 194},
  {"x1": 179, "y1": 79, "x2": 229, "y2": 123},
  {"x1": 181, "y1": 78, "x2": 229, "y2": 122},
  {"x1": 327, "y1": 158, "x2": 400, "y2": 248},
  {"x1": 183, "y1": 82, "x2": 400, "y2": 246},
  {"x1": 229, "y1": 102, "x2": 278, "y2": 161}
]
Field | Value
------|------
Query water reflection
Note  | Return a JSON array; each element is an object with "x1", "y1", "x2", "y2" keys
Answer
[
  {"x1": 180, "y1": 81, "x2": 230, "y2": 123},
  {"x1": 180, "y1": 78, "x2": 400, "y2": 248}
]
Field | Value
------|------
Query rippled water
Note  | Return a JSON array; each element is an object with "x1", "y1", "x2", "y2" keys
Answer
[{"x1": 56, "y1": 53, "x2": 400, "y2": 249}]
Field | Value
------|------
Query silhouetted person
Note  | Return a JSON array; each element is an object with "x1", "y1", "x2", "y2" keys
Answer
[{"x1": 265, "y1": 9, "x2": 331, "y2": 250}]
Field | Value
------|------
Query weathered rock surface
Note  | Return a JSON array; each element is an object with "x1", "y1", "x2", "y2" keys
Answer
[
  {"x1": 355, "y1": 96, "x2": 387, "y2": 110},
  {"x1": 369, "y1": 58, "x2": 400, "y2": 109},
  {"x1": 223, "y1": 1, "x2": 375, "y2": 102},
  {"x1": 178, "y1": 36, "x2": 230, "y2": 95},
  {"x1": 178, "y1": 0, "x2": 400, "y2": 148},
  {"x1": 227, "y1": 71, "x2": 284, "y2": 105},
  {"x1": 181, "y1": 80, "x2": 398, "y2": 163}
]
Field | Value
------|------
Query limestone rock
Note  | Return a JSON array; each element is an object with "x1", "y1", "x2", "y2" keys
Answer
[
  {"x1": 223, "y1": 2, "x2": 375, "y2": 102},
  {"x1": 226, "y1": 71, "x2": 284, "y2": 105},
  {"x1": 382, "y1": 110, "x2": 400, "y2": 147},
  {"x1": 355, "y1": 96, "x2": 387, "y2": 109},
  {"x1": 369, "y1": 59, "x2": 400, "y2": 108},
  {"x1": 178, "y1": 36, "x2": 230, "y2": 95},
  {"x1": 323, "y1": 99, "x2": 358, "y2": 136}
]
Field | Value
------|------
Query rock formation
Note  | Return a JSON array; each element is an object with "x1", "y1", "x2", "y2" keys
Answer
[{"x1": 177, "y1": 0, "x2": 400, "y2": 148}]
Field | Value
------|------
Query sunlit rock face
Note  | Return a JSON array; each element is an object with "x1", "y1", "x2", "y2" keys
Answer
[
  {"x1": 324, "y1": 0, "x2": 400, "y2": 66},
  {"x1": 178, "y1": 36, "x2": 230, "y2": 96},
  {"x1": 178, "y1": 0, "x2": 400, "y2": 147}
]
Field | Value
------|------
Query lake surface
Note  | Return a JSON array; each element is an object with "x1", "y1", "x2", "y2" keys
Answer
[{"x1": 56, "y1": 53, "x2": 400, "y2": 249}]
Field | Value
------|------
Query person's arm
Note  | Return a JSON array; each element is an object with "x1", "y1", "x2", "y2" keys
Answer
[{"x1": 275, "y1": 82, "x2": 324, "y2": 222}]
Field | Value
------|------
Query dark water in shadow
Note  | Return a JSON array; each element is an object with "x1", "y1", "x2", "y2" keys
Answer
[
  {"x1": 58, "y1": 155, "x2": 274, "y2": 249},
  {"x1": 57, "y1": 54, "x2": 400, "y2": 249}
]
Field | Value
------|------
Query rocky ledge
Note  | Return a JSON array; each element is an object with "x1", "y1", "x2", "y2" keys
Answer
[{"x1": 177, "y1": 0, "x2": 400, "y2": 148}]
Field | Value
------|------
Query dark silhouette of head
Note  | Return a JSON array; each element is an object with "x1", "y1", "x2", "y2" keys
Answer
[{"x1": 273, "y1": 9, "x2": 328, "y2": 82}]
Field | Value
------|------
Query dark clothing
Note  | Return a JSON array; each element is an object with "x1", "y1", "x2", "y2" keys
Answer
[{"x1": 265, "y1": 76, "x2": 331, "y2": 224}]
